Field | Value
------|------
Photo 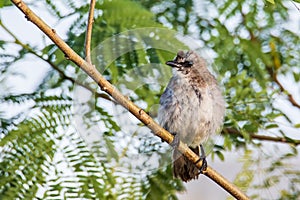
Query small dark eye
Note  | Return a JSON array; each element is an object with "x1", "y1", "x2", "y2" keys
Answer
[{"x1": 183, "y1": 61, "x2": 193, "y2": 67}]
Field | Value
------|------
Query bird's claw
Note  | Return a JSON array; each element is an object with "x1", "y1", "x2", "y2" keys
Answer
[
  {"x1": 195, "y1": 144, "x2": 207, "y2": 174},
  {"x1": 199, "y1": 157, "x2": 207, "y2": 173}
]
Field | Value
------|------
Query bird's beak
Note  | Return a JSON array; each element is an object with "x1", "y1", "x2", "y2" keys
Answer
[{"x1": 166, "y1": 60, "x2": 181, "y2": 68}]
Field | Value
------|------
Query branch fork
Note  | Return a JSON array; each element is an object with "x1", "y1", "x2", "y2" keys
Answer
[{"x1": 10, "y1": 0, "x2": 249, "y2": 199}]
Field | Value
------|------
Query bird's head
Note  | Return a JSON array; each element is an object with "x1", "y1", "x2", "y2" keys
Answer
[{"x1": 166, "y1": 50, "x2": 201, "y2": 74}]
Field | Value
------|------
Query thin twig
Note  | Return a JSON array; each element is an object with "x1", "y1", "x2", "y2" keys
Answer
[
  {"x1": 273, "y1": 74, "x2": 300, "y2": 109},
  {"x1": 268, "y1": 66, "x2": 300, "y2": 109},
  {"x1": 291, "y1": 0, "x2": 300, "y2": 13},
  {"x1": 0, "y1": 19, "x2": 114, "y2": 103},
  {"x1": 84, "y1": 0, "x2": 96, "y2": 64},
  {"x1": 267, "y1": 42, "x2": 300, "y2": 110},
  {"x1": 223, "y1": 127, "x2": 300, "y2": 146},
  {"x1": 10, "y1": 1, "x2": 249, "y2": 199}
]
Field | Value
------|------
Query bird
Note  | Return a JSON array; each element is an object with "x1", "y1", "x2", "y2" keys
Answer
[{"x1": 158, "y1": 50, "x2": 225, "y2": 182}]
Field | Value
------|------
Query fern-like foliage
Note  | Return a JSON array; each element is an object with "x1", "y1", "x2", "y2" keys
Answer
[
  {"x1": 0, "y1": 0, "x2": 186, "y2": 199},
  {"x1": 0, "y1": 93, "x2": 71, "y2": 199}
]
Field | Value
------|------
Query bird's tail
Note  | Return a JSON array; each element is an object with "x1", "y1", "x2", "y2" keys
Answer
[{"x1": 172, "y1": 146, "x2": 199, "y2": 182}]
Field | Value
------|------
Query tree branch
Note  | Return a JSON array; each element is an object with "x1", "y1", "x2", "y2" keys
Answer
[
  {"x1": 244, "y1": 21, "x2": 300, "y2": 110},
  {"x1": 223, "y1": 127, "x2": 300, "y2": 146},
  {"x1": 267, "y1": 42, "x2": 300, "y2": 110},
  {"x1": 84, "y1": 0, "x2": 96, "y2": 64},
  {"x1": 291, "y1": 0, "x2": 300, "y2": 13},
  {"x1": 10, "y1": 0, "x2": 249, "y2": 199},
  {"x1": 273, "y1": 73, "x2": 300, "y2": 109}
]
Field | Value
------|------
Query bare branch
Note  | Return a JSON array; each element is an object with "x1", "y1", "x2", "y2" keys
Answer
[
  {"x1": 246, "y1": 21, "x2": 300, "y2": 110},
  {"x1": 267, "y1": 42, "x2": 300, "y2": 110},
  {"x1": 223, "y1": 127, "x2": 300, "y2": 146},
  {"x1": 273, "y1": 74, "x2": 300, "y2": 109},
  {"x1": 10, "y1": 1, "x2": 249, "y2": 199},
  {"x1": 291, "y1": 0, "x2": 300, "y2": 13},
  {"x1": 84, "y1": 0, "x2": 96, "y2": 64}
]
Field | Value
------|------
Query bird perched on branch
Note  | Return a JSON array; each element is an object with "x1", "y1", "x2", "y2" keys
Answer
[{"x1": 158, "y1": 50, "x2": 225, "y2": 182}]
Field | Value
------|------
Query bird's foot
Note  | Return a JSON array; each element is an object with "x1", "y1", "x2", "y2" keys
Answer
[
  {"x1": 195, "y1": 144, "x2": 207, "y2": 174},
  {"x1": 199, "y1": 157, "x2": 207, "y2": 174}
]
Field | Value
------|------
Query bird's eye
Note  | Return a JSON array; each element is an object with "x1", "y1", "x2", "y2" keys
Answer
[
  {"x1": 187, "y1": 61, "x2": 193, "y2": 66},
  {"x1": 181, "y1": 61, "x2": 193, "y2": 68}
]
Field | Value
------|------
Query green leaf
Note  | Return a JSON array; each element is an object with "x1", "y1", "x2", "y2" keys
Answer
[
  {"x1": 0, "y1": 1, "x2": 12, "y2": 8},
  {"x1": 215, "y1": 151, "x2": 225, "y2": 161},
  {"x1": 266, "y1": 0, "x2": 275, "y2": 4},
  {"x1": 265, "y1": 123, "x2": 279, "y2": 129},
  {"x1": 293, "y1": 72, "x2": 300, "y2": 82},
  {"x1": 104, "y1": 136, "x2": 119, "y2": 162}
]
